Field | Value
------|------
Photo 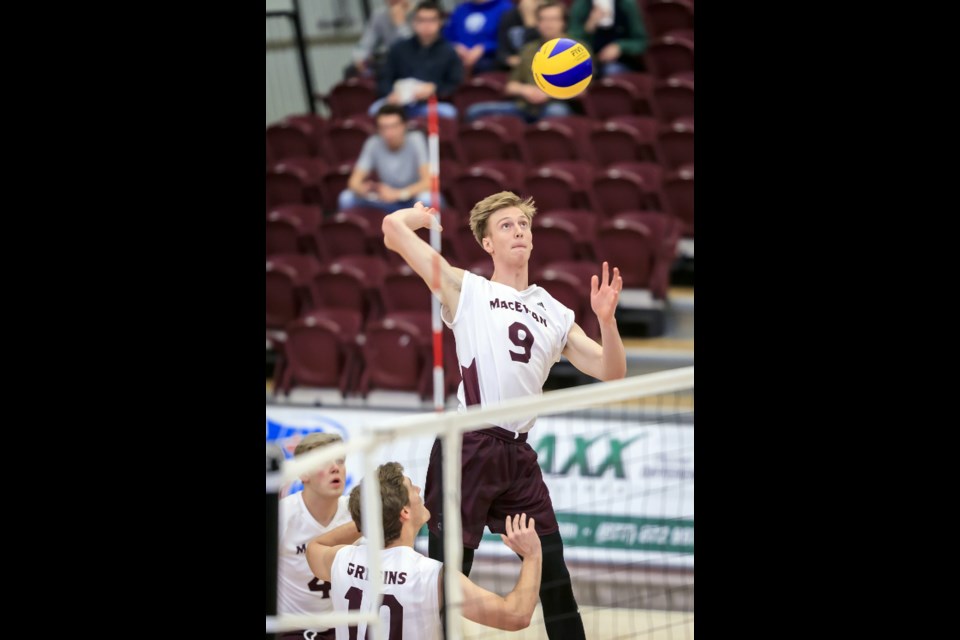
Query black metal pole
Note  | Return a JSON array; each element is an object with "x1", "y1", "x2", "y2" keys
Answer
[
  {"x1": 290, "y1": 0, "x2": 317, "y2": 114},
  {"x1": 266, "y1": 444, "x2": 284, "y2": 640},
  {"x1": 360, "y1": 0, "x2": 373, "y2": 23}
]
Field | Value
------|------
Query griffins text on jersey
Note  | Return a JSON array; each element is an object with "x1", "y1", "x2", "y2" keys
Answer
[{"x1": 346, "y1": 562, "x2": 408, "y2": 585}]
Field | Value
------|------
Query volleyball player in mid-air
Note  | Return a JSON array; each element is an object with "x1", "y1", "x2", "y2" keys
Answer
[{"x1": 381, "y1": 192, "x2": 626, "y2": 640}]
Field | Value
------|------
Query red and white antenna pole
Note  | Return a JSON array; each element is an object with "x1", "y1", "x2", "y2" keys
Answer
[{"x1": 428, "y1": 95, "x2": 444, "y2": 412}]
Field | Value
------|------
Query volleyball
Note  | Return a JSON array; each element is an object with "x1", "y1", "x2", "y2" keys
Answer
[{"x1": 531, "y1": 37, "x2": 593, "y2": 100}]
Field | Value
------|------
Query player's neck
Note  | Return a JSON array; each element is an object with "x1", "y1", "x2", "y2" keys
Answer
[
  {"x1": 301, "y1": 490, "x2": 339, "y2": 527},
  {"x1": 384, "y1": 534, "x2": 416, "y2": 550},
  {"x1": 490, "y1": 261, "x2": 529, "y2": 291},
  {"x1": 385, "y1": 525, "x2": 418, "y2": 550}
]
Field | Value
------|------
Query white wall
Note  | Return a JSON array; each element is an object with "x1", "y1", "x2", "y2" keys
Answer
[{"x1": 266, "y1": 0, "x2": 461, "y2": 125}]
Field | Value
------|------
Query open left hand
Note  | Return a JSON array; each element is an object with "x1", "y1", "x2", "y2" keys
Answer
[{"x1": 590, "y1": 261, "x2": 622, "y2": 323}]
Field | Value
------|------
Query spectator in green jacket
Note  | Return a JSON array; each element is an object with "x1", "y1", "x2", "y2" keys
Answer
[{"x1": 568, "y1": 0, "x2": 648, "y2": 77}]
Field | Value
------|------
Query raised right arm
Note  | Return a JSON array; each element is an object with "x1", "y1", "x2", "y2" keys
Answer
[{"x1": 382, "y1": 202, "x2": 466, "y2": 318}]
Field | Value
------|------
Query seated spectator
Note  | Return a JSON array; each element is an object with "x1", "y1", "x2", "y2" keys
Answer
[
  {"x1": 496, "y1": 0, "x2": 543, "y2": 71},
  {"x1": 368, "y1": 1, "x2": 463, "y2": 120},
  {"x1": 466, "y1": 1, "x2": 580, "y2": 122},
  {"x1": 568, "y1": 0, "x2": 648, "y2": 78},
  {"x1": 338, "y1": 104, "x2": 440, "y2": 212},
  {"x1": 444, "y1": 0, "x2": 515, "y2": 75},
  {"x1": 344, "y1": 0, "x2": 413, "y2": 80}
]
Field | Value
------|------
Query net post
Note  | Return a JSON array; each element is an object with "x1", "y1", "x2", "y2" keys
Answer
[
  {"x1": 442, "y1": 419, "x2": 464, "y2": 640},
  {"x1": 361, "y1": 448, "x2": 386, "y2": 640},
  {"x1": 266, "y1": 444, "x2": 284, "y2": 640},
  {"x1": 428, "y1": 95, "x2": 444, "y2": 412}
]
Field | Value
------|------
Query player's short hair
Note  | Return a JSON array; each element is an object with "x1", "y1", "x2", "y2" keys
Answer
[
  {"x1": 469, "y1": 191, "x2": 538, "y2": 246},
  {"x1": 348, "y1": 462, "x2": 409, "y2": 546},
  {"x1": 294, "y1": 432, "x2": 343, "y2": 457}
]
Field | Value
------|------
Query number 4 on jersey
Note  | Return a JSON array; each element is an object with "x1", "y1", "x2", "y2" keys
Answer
[{"x1": 308, "y1": 577, "x2": 332, "y2": 598}]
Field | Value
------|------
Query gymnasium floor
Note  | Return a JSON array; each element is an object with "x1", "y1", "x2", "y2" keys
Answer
[{"x1": 462, "y1": 605, "x2": 694, "y2": 639}]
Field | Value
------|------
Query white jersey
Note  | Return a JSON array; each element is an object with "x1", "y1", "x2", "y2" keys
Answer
[
  {"x1": 443, "y1": 270, "x2": 576, "y2": 433},
  {"x1": 330, "y1": 545, "x2": 443, "y2": 640},
  {"x1": 277, "y1": 492, "x2": 354, "y2": 621}
]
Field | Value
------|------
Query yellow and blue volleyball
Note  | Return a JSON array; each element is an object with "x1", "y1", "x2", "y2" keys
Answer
[{"x1": 532, "y1": 38, "x2": 593, "y2": 100}]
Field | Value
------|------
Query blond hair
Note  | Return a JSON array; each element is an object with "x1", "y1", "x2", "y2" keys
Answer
[
  {"x1": 348, "y1": 462, "x2": 409, "y2": 546},
  {"x1": 468, "y1": 191, "x2": 537, "y2": 246},
  {"x1": 293, "y1": 432, "x2": 343, "y2": 457}
]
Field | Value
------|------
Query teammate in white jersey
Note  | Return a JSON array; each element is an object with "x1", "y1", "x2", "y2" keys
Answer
[
  {"x1": 381, "y1": 192, "x2": 626, "y2": 640},
  {"x1": 277, "y1": 432, "x2": 355, "y2": 640},
  {"x1": 306, "y1": 462, "x2": 542, "y2": 639}
]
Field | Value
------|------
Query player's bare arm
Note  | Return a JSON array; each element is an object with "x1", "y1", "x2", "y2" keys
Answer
[
  {"x1": 562, "y1": 261, "x2": 627, "y2": 381},
  {"x1": 310, "y1": 521, "x2": 362, "y2": 547},
  {"x1": 305, "y1": 541, "x2": 349, "y2": 583},
  {"x1": 382, "y1": 201, "x2": 465, "y2": 317},
  {"x1": 456, "y1": 514, "x2": 543, "y2": 631}
]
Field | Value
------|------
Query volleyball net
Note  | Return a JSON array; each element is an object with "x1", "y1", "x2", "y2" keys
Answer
[{"x1": 266, "y1": 365, "x2": 694, "y2": 639}]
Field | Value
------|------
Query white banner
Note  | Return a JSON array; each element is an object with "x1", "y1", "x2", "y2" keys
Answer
[{"x1": 267, "y1": 405, "x2": 693, "y2": 567}]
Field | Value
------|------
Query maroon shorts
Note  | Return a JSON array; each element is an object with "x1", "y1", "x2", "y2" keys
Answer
[{"x1": 425, "y1": 426, "x2": 559, "y2": 549}]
